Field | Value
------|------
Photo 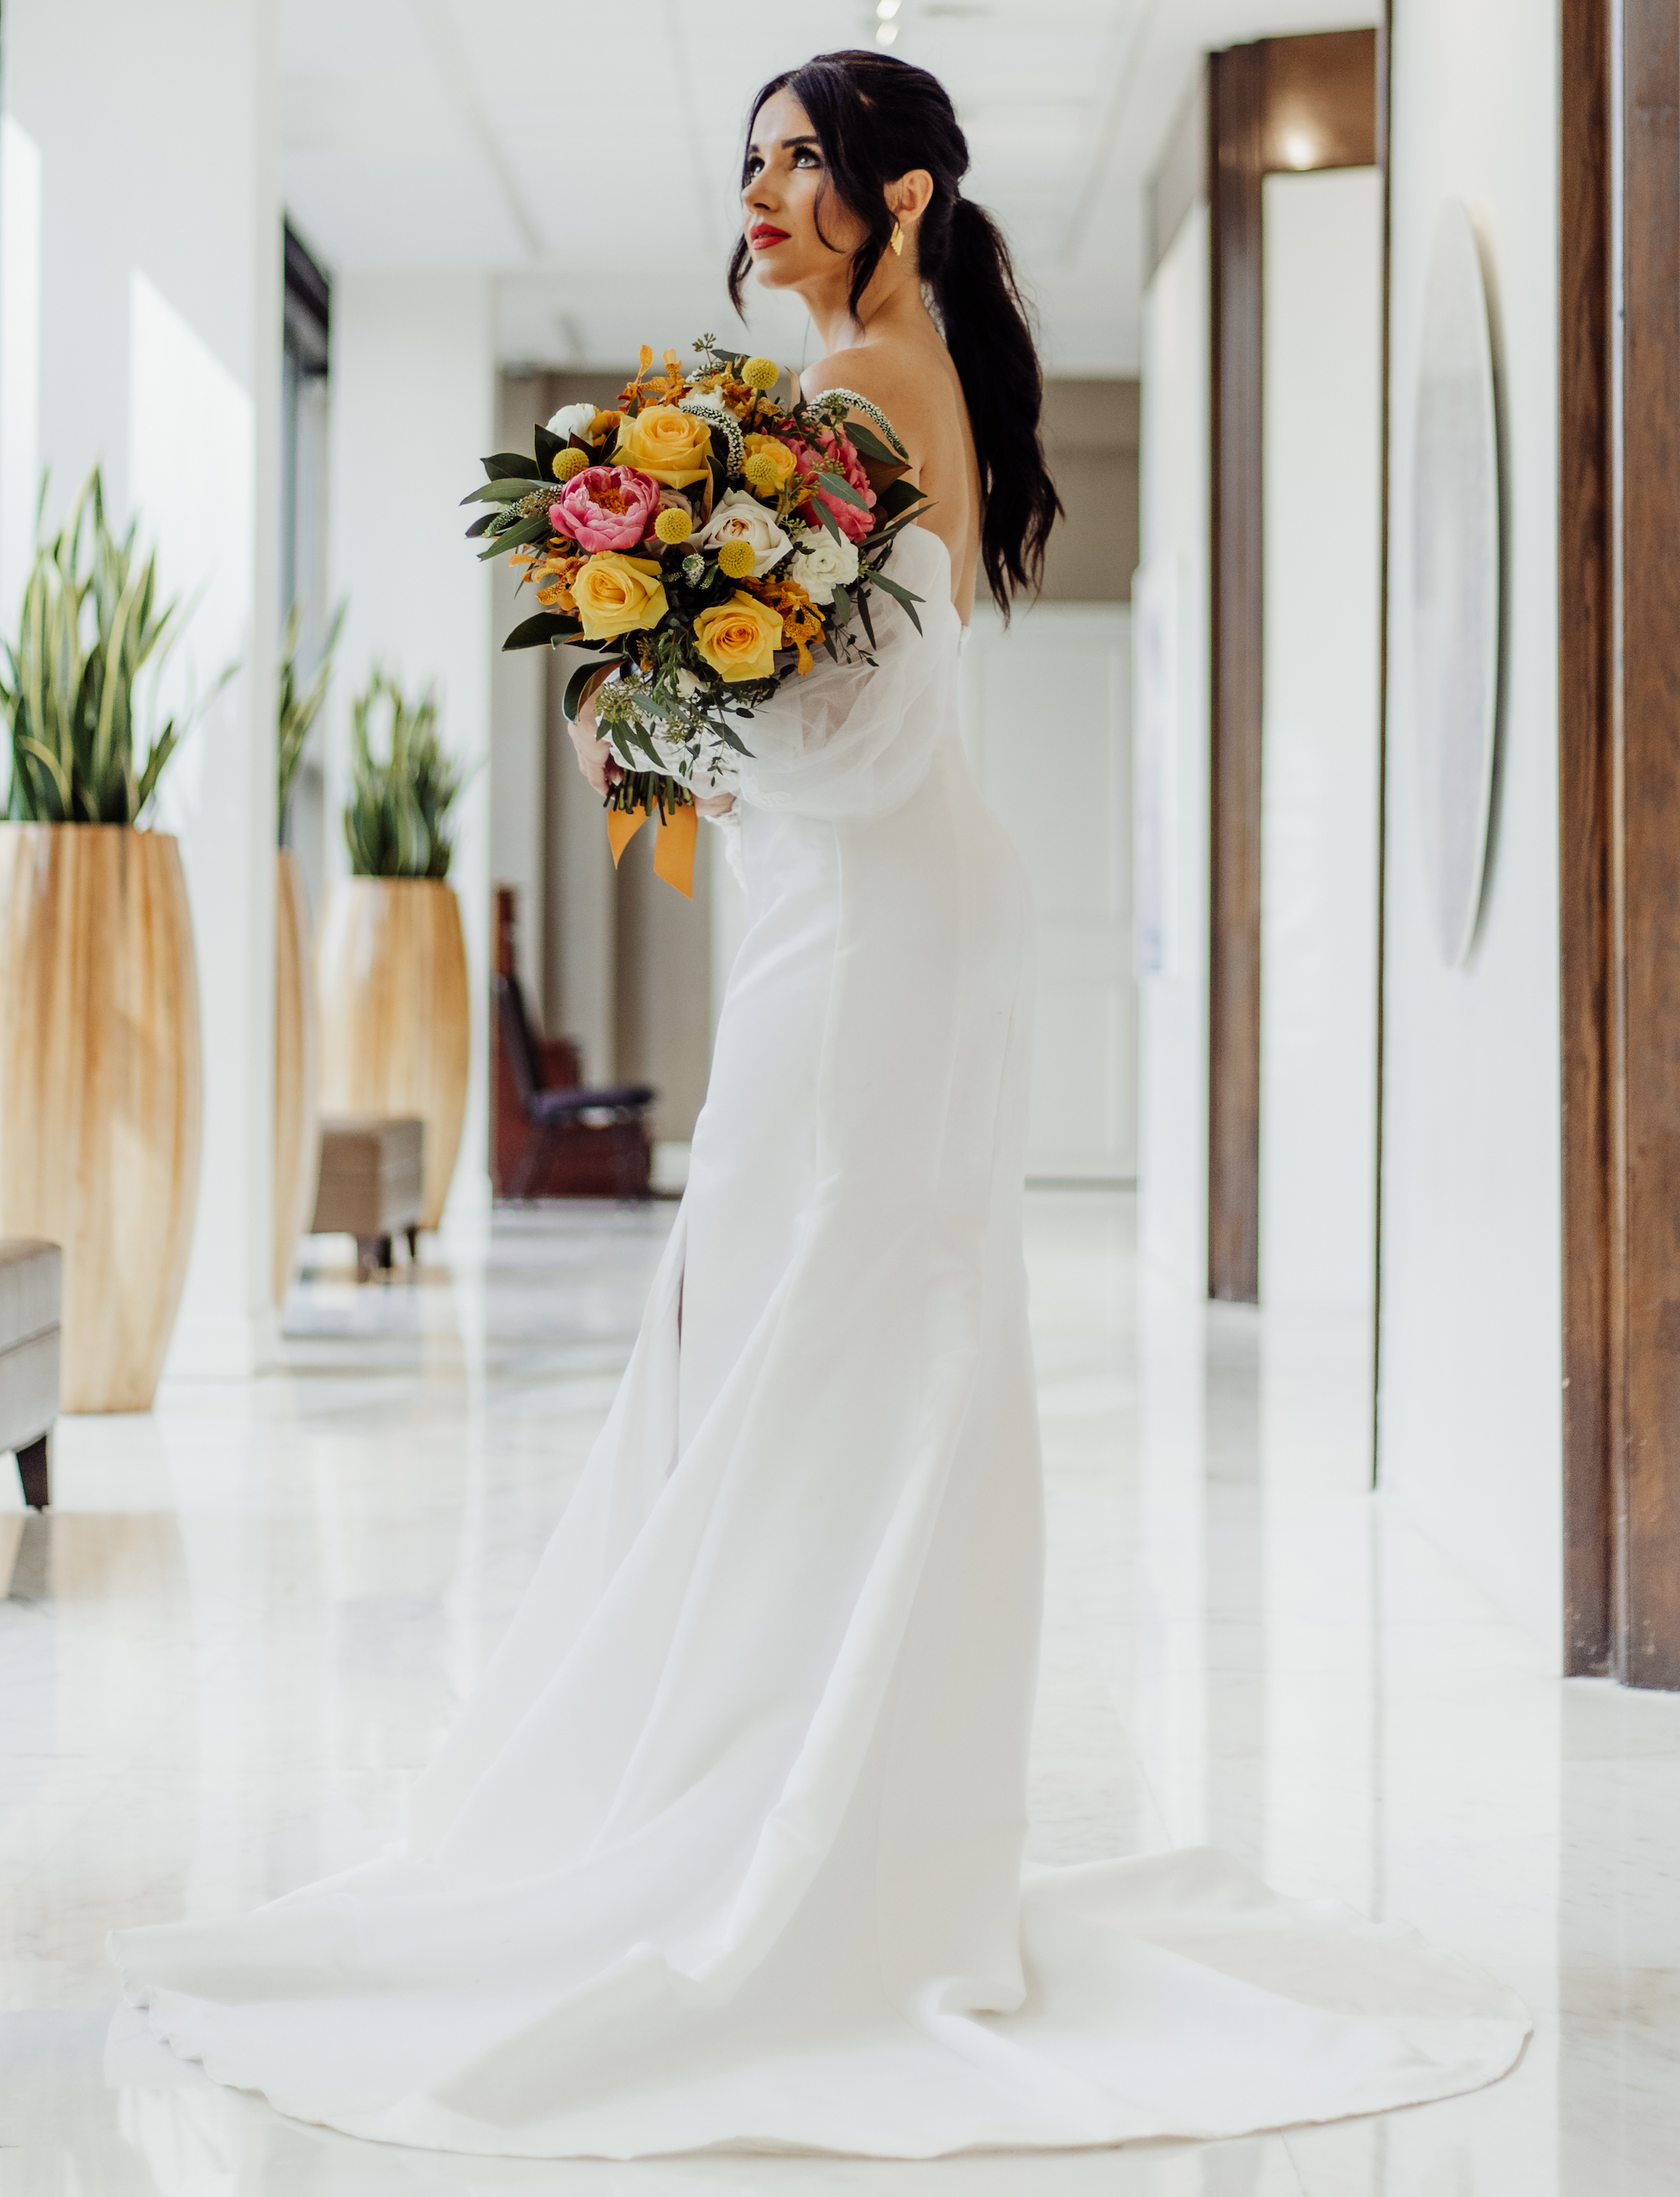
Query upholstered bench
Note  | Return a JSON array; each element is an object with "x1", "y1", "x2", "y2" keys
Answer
[
  {"x1": 0, "y1": 1241, "x2": 61, "y2": 1509},
  {"x1": 310, "y1": 1118, "x2": 426, "y2": 1281}
]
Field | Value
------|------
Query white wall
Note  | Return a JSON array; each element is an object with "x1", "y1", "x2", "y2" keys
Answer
[
  {"x1": 327, "y1": 271, "x2": 494, "y2": 1223},
  {"x1": 1260, "y1": 169, "x2": 1382, "y2": 1315},
  {"x1": 963, "y1": 602, "x2": 1136, "y2": 1182},
  {"x1": 1, "y1": 0, "x2": 281, "y2": 1381},
  {"x1": 1381, "y1": 0, "x2": 1562, "y2": 1652},
  {"x1": 1136, "y1": 202, "x2": 1211, "y2": 1291},
  {"x1": 489, "y1": 373, "x2": 545, "y2": 1012}
]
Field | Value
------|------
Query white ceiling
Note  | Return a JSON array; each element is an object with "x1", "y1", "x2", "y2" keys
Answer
[{"x1": 281, "y1": 0, "x2": 1377, "y2": 377}]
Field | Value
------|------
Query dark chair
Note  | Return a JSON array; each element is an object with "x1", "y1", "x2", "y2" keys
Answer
[
  {"x1": 0, "y1": 1240, "x2": 60, "y2": 1510},
  {"x1": 493, "y1": 975, "x2": 656, "y2": 1201}
]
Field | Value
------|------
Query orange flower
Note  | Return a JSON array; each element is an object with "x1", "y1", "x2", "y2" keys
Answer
[{"x1": 745, "y1": 574, "x2": 826, "y2": 675}]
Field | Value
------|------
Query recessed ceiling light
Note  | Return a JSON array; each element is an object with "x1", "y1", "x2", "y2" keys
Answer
[
  {"x1": 877, "y1": 0, "x2": 900, "y2": 16},
  {"x1": 877, "y1": 20, "x2": 899, "y2": 41}
]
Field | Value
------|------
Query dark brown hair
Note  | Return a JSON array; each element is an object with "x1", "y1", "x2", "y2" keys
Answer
[{"x1": 729, "y1": 50, "x2": 1062, "y2": 614}]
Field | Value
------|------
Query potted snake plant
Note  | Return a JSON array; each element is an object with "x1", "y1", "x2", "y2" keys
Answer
[
  {"x1": 0, "y1": 472, "x2": 221, "y2": 1411},
  {"x1": 315, "y1": 669, "x2": 470, "y2": 1233}
]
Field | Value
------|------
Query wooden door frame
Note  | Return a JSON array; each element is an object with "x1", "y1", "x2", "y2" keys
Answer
[
  {"x1": 1206, "y1": 29, "x2": 1381, "y2": 1303},
  {"x1": 1559, "y1": 0, "x2": 1680, "y2": 1687}
]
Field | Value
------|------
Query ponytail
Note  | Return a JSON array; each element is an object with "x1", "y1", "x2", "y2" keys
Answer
[
  {"x1": 729, "y1": 50, "x2": 1063, "y2": 618},
  {"x1": 929, "y1": 197, "x2": 1060, "y2": 612}
]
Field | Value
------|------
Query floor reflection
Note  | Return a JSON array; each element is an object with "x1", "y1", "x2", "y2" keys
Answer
[{"x1": 1, "y1": 1196, "x2": 1676, "y2": 2194}]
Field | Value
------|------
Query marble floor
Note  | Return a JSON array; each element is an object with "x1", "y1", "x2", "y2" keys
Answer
[{"x1": 1, "y1": 1191, "x2": 1676, "y2": 2194}]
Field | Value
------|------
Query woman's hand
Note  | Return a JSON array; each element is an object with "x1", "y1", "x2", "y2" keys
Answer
[
  {"x1": 568, "y1": 675, "x2": 620, "y2": 796},
  {"x1": 694, "y1": 791, "x2": 737, "y2": 819}
]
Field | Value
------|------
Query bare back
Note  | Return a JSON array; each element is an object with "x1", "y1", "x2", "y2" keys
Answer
[{"x1": 796, "y1": 330, "x2": 984, "y2": 626}]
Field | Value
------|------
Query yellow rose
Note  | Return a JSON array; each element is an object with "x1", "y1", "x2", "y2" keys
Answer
[
  {"x1": 693, "y1": 591, "x2": 784, "y2": 683},
  {"x1": 614, "y1": 405, "x2": 714, "y2": 488},
  {"x1": 571, "y1": 553, "x2": 668, "y2": 641},
  {"x1": 741, "y1": 434, "x2": 796, "y2": 496}
]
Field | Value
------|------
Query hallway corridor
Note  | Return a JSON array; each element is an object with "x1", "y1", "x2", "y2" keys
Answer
[{"x1": 1, "y1": 1194, "x2": 1672, "y2": 2193}]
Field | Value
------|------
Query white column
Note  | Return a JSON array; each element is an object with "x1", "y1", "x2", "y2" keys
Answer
[
  {"x1": 1135, "y1": 202, "x2": 1211, "y2": 1294},
  {"x1": 491, "y1": 372, "x2": 547, "y2": 1014},
  {"x1": 327, "y1": 271, "x2": 495, "y2": 1223},
  {"x1": 1, "y1": 0, "x2": 281, "y2": 1381},
  {"x1": 1381, "y1": 0, "x2": 1563, "y2": 1652},
  {"x1": 1258, "y1": 167, "x2": 1382, "y2": 1316}
]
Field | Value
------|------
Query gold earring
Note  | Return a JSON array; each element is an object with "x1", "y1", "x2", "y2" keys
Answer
[{"x1": 889, "y1": 218, "x2": 904, "y2": 257}]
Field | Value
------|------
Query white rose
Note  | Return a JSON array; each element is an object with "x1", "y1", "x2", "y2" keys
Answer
[
  {"x1": 547, "y1": 401, "x2": 599, "y2": 444},
  {"x1": 785, "y1": 525, "x2": 859, "y2": 606},
  {"x1": 689, "y1": 488, "x2": 793, "y2": 577}
]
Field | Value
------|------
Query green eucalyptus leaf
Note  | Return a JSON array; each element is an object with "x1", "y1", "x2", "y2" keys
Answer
[{"x1": 504, "y1": 612, "x2": 580, "y2": 653}]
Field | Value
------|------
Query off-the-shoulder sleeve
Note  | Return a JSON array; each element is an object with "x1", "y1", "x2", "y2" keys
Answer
[{"x1": 732, "y1": 526, "x2": 961, "y2": 823}]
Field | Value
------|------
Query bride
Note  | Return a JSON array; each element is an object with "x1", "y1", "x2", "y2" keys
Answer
[{"x1": 111, "y1": 49, "x2": 1527, "y2": 2158}]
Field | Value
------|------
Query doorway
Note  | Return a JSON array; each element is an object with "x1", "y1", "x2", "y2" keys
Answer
[{"x1": 1205, "y1": 29, "x2": 1383, "y2": 1312}]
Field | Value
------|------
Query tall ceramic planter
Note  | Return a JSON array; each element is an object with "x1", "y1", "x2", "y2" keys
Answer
[
  {"x1": 316, "y1": 877, "x2": 470, "y2": 1231},
  {"x1": 273, "y1": 850, "x2": 320, "y2": 1302},
  {"x1": 0, "y1": 824, "x2": 202, "y2": 1411}
]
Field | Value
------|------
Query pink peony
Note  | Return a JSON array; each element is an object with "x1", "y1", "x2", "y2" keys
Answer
[
  {"x1": 793, "y1": 428, "x2": 877, "y2": 543},
  {"x1": 549, "y1": 465, "x2": 662, "y2": 552}
]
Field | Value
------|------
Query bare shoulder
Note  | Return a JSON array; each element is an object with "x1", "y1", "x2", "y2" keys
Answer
[{"x1": 798, "y1": 343, "x2": 951, "y2": 458}]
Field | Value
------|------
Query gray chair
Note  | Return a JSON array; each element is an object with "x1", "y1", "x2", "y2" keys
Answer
[
  {"x1": 0, "y1": 1241, "x2": 61, "y2": 1510},
  {"x1": 311, "y1": 1118, "x2": 425, "y2": 1280}
]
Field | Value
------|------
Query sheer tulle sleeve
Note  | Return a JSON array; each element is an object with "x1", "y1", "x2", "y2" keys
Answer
[{"x1": 732, "y1": 526, "x2": 960, "y2": 823}]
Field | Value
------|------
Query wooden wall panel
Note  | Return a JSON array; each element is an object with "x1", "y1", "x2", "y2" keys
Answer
[
  {"x1": 1208, "y1": 40, "x2": 1268, "y2": 1303},
  {"x1": 1557, "y1": 0, "x2": 1615, "y2": 1674},
  {"x1": 1618, "y1": 0, "x2": 1680, "y2": 1689},
  {"x1": 1561, "y1": 0, "x2": 1680, "y2": 1686}
]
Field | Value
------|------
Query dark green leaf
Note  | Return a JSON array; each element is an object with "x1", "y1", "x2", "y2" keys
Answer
[
  {"x1": 484, "y1": 451, "x2": 541, "y2": 480},
  {"x1": 477, "y1": 514, "x2": 549, "y2": 560},
  {"x1": 843, "y1": 420, "x2": 904, "y2": 467},
  {"x1": 460, "y1": 477, "x2": 532, "y2": 506},
  {"x1": 533, "y1": 423, "x2": 564, "y2": 477},
  {"x1": 464, "y1": 511, "x2": 496, "y2": 539},
  {"x1": 563, "y1": 655, "x2": 623, "y2": 721},
  {"x1": 866, "y1": 568, "x2": 924, "y2": 633},
  {"x1": 814, "y1": 470, "x2": 869, "y2": 511},
  {"x1": 876, "y1": 477, "x2": 931, "y2": 523},
  {"x1": 503, "y1": 612, "x2": 579, "y2": 652}
]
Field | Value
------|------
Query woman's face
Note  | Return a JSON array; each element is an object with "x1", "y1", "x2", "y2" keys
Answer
[{"x1": 740, "y1": 88, "x2": 868, "y2": 292}]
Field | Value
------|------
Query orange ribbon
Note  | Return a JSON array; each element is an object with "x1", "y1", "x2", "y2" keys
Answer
[{"x1": 606, "y1": 797, "x2": 698, "y2": 899}]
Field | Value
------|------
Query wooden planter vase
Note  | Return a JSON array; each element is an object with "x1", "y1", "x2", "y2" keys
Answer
[
  {"x1": 0, "y1": 823, "x2": 203, "y2": 1411},
  {"x1": 273, "y1": 850, "x2": 321, "y2": 1302},
  {"x1": 316, "y1": 877, "x2": 470, "y2": 1231}
]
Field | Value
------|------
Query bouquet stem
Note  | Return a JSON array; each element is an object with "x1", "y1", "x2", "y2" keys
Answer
[{"x1": 606, "y1": 771, "x2": 694, "y2": 817}]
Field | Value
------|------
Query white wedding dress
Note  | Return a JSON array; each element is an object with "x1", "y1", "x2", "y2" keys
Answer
[{"x1": 110, "y1": 526, "x2": 1527, "y2": 2158}]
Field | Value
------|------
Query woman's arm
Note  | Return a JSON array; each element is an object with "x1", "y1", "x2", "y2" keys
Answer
[{"x1": 567, "y1": 669, "x2": 735, "y2": 817}]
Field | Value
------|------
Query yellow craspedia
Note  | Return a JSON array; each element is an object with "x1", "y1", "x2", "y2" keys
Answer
[
  {"x1": 654, "y1": 506, "x2": 694, "y2": 545},
  {"x1": 740, "y1": 356, "x2": 780, "y2": 391},
  {"x1": 743, "y1": 453, "x2": 782, "y2": 497},
  {"x1": 551, "y1": 446, "x2": 589, "y2": 482},
  {"x1": 717, "y1": 539, "x2": 757, "y2": 580}
]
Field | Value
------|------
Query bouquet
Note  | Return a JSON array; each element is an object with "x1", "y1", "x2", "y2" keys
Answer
[{"x1": 461, "y1": 337, "x2": 930, "y2": 851}]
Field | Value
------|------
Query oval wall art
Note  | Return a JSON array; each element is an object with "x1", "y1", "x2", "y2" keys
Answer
[{"x1": 1411, "y1": 197, "x2": 1502, "y2": 968}]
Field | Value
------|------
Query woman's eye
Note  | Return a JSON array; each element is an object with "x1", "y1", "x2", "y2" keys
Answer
[
  {"x1": 794, "y1": 150, "x2": 821, "y2": 168},
  {"x1": 743, "y1": 157, "x2": 763, "y2": 181}
]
